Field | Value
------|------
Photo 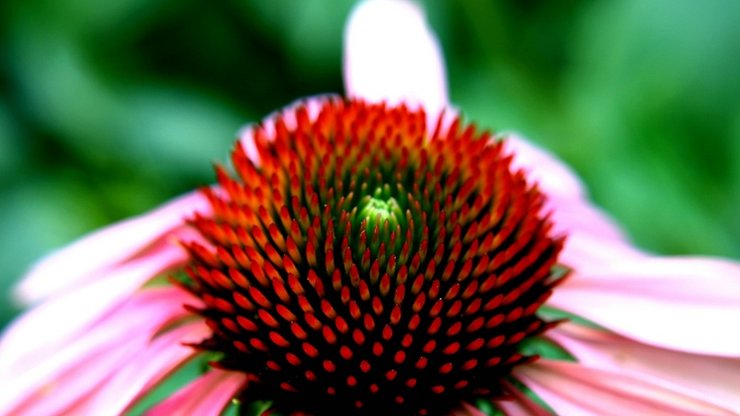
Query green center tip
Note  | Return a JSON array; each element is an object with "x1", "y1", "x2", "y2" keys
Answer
[
  {"x1": 356, "y1": 186, "x2": 404, "y2": 233},
  {"x1": 361, "y1": 197, "x2": 399, "y2": 219}
]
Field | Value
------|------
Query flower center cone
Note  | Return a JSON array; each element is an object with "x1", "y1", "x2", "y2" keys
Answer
[{"x1": 181, "y1": 99, "x2": 565, "y2": 416}]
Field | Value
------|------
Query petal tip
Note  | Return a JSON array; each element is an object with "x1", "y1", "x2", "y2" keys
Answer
[{"x1": 343, "y1": 0, "x2": 448, "y2": 113}]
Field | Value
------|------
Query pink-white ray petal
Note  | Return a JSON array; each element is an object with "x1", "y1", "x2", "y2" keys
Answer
[
  {"x1": 549, "y1": 256, "x2": 740, "y2": 356},
  {"x1": 15, "y1": 191, "x2": 210, "y2": 304},
  {"x1": 74, "y1": 320, "x2": 210, "y2": 415},
  {"x1": 500, "y1": 133, "x2": 638, "y2": 246},
  {"x1": 0, "y1": 287, "x2": 195, "y2": 414},
  {"x1": 502, "y1": 133, "x2": 586, "y2": 201},
  {"x1": 496, "y1": 380, "x2": 551, "y2": 416},
  {"x1": 556, "y1": 230, "x2": 646, "y2": 275},
  {"x1": 145, "y1": 369, "x2": 247, "y2": 416},
  {"x1": 548, "y1": 323, "x2": 740, "y2": 413},
  {"x1": 344, "y1": 0, "x2": 448, "y2": 121},
  {"x1": 514, "y1": 359, "x2": 735, "y2": 416},
  {"x1": 498, "y1": 132, "x2": 647, "y2": 275},
  {"x1": 545, "y1": 194, "x2": 631, "y2": 245},
  {"x1": 7, "y1": 335, "x2": 141, "y2": 416},
  {"x1": 0, "y1": 242, "x2": 191, "y2": 373}
]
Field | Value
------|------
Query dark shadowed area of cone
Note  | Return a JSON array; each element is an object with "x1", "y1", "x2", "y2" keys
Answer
[{"x1": 181, "y1": 99, "x2": 564, "y2": 416}]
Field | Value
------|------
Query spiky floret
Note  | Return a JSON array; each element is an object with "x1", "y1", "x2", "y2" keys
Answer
[{"x1": 183, "y1": 99, "x2": 564, "y2": 415}]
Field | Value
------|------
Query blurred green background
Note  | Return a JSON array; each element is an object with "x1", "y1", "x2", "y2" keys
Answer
[{"x1": 1, "y1": 0, "x2": 738, "y2": 330}]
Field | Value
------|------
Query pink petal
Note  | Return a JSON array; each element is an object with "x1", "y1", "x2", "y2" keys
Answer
[
  {"x1": 549, "y1": 256, "x2": 740, "y2": 356},
  {"x1": 74, "y1": 320, "x2": 210, "y2": 415},
  {"x1": 7, "y1": 336, "x2": 141, "y2": 415},
  {"x1": 0, "y1": 287, "x2": 194, "y2": 414},
  {"x1": 548, "y1": 323, "x2": 740, "y2": 413},
  {"x1": 501, "y1": 134, "x2": 637, "y2": 257},
  {"x1": 503, "y1": 134, "x2": 585, "y2": 201},
  {"x1": 146, "y1": 369, "x2": 247, "y2": 416},
  {"x1": 546, "y1": 194, "x2": 631, "y2": 245},
  {"x1": 15, "y1": 191, "x2": 209, "y2": 304},
  {"x1": 496, "y1": 380, "x2": 551, "y2": 416},
  {"x1": 343, "y1": 0, "x2": 448, "y2": 118},
  {"x1": 0, "y1": 243, "x2": 190, "y2": 373},
  {"x1": 547, "y1": 196, "x2": 645, "y2": 276},
  {"x1": 556, "y1": 230, "x2": 645, "y2": 275},
  {"x1": 514, "y1": 359, "x2": 735, "y2": 416}
]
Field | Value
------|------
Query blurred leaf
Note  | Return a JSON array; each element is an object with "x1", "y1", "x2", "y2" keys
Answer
[
  {"x1": 119, "y1": 87, "x2": 249, "y2": 177},
  {"x1": 239, "y1": 0, "x2": 355, "y2": 75},
  {"x1": 0, "y1": 101, "x2": 24, "y2": 179},
  {"x1": 563, "y1": 0, "x2": 740, "y2": 256},
  {"x1": 0, "y1": 178, "x2": 108, "y2": 326}
]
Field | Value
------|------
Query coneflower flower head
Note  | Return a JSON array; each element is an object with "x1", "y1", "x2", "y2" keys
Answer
[
  {"x1": 1, "y1": 1, "x2": 739, "y2": 415},
  {"x1": 185, "y1": 99, "x2": 563, "y2": 415}
]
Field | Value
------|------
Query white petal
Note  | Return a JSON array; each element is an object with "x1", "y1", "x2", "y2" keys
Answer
[{"x1": 344, "y1": 0, "x2": 448, "y2": 116}]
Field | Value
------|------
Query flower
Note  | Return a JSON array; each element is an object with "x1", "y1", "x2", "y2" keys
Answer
[{"x1": 2, "y1": 0, "x2": 739, "y2": 415}]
